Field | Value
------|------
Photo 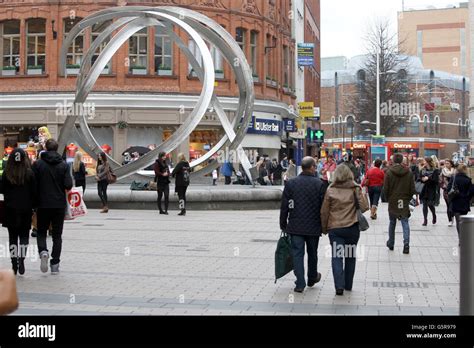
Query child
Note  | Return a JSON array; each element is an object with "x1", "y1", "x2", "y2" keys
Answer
[{"x1": 212, "y1": 169, "x2": 218, "y2": 186}]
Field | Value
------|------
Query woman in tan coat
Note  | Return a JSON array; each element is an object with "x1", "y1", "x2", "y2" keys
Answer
[{"x1": 321, "y1": 164, "x2": 369, "y2": 296}]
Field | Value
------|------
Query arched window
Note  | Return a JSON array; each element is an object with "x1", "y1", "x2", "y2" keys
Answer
[
  {"x1": 346, "y1": 116, "x2": 355, "y2": 135},
  {"x1": 357, "y1": 69, "x2": 366, "y2": 82},
  {"x1": 398, "y1": 118, "x2": 406, "y2": 135},
  {"x1": 410, "y1": 116, "x2": 420, "y2": 135}
]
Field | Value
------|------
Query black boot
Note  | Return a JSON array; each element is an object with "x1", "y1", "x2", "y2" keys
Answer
[
  {"x1": 11, "y1": 258, "x2": 18, "y2": 275},
  {"x1": 178, "y1": 209, "x2": 186, "y2": 216},
  {"x1": 18, "y1": 258, "x2": 25, "y2": 275}
]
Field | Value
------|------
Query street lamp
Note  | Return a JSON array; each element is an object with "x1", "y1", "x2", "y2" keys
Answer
[{"x1": 376, "y1": 50, "x2": 396, "y2": 136}]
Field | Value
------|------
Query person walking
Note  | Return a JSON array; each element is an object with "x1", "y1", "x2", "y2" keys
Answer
[
  {"x1": 343, "y1": 154, "x2": 359, "y2": 183},
  {"x1": 172, "y1": 153, "x2": 190, "y2": 216},
  {"x1": 95, "y1": 152, "x2": 111, "y2": 213},
  {"x1": 441, "y1": 159, "x2": 455, "y2": 226},
  {"x1": 32, "y1": 139, "x2": 73, "y2": 274},
  {"x1": 362, "y1": 159, "x2": 385, "y2": 220},
  {"x1": 383, "y1": 153, "x2": 416, "y2": 254},
  {"x1": 212, "y1": 168, "x2": 218, "y2": 186},
  {"x1": 321, "y1": 164, "x2": 369, "y2": 296},
  {"x1": 72, "y1": 151, "x2": 87, "y2": 194},
  {"x1": 0, "y1": 148, "x2": 37, "y2": 275},
  {"x1": 321, "y1": 155, "x2": 337, "y2": 190},
  {"x1": 418, "y1": 157, "x2": 440, "y2": 226},
  {"x1": 447, "y1": 164, "x2": 474, "y2": 241},
  {"x1": 153, "y1": 152, "x2": 171, "y2": 215},
  {"x1": 280, "y1": 157, "x2": 325, "y2": 293}
]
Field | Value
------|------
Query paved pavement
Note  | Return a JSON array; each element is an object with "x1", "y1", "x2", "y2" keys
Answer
[{"x1": 0, "y1": 200, "x2": 461, "y2": 315}]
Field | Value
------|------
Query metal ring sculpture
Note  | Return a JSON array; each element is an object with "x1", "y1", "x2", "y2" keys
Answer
[{"x1": 58, "y1": 6, "x2": 255, "y2": 180}]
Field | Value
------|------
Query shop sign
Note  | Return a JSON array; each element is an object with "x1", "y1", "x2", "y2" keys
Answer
[
  {"x1": 283, "y1": 119, "x2": 296, "y2": 132},
  {"x1": 353, "y1": 143, "x2": 368, "y2": 149},
  {"x1": 247, "y1": 117, "x2": 281, "y2": 136},
  {"x1": 393, "y1": 143, "x2": 417, "y2": 149},
  {"x1": 297, "y1": 43, "x2": 315, "y2": 66},
  {"x1": 298, "y1": 102, "x2": 315, "y2": 118}
]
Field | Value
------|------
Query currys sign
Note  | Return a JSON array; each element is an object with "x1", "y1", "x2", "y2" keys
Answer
[{"x1": 247, "y1": 117, "x2": 282, "y2": 136}]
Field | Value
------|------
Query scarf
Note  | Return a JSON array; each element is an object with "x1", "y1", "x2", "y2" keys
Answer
[{"x1": 442, "y1": 167, "x2": 454, "y2": 178}]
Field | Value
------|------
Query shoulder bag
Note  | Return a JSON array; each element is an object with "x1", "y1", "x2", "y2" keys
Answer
[
  {"x1": 353, "y1": 189, "x2": 369, "y2": 231},
  {"x1": 106, "y1": 164, "x2": 117, "y2": 184},
  {"x1": 448, "y1": 174, "x2": 459, "y2": 202}
]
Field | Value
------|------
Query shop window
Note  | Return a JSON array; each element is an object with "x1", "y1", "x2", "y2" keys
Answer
[
  {"x1": 283, "y1": 45, "x2": 289, "y2": 89},
  {"x1": 236, "y1": 27, "x2": 246, "y2": 54},
  {"x1": 398, "y1": 118, "x2": 406, "y2": 135},
  {"x1": 1, "y1": 20, "x2": 21, "y2": 73},
  {"x1": 154, "y1": 25, "x2": 173, "y2": 75},
  {"x1": 91, "y1": 20, "x2": 112, "y2": 72},
  {"x1": 64, "y1": 17, "x2": 83, "y2": 66},
  {"x1": 26, "y1": 18, "x2": 46, "y2": 74},
  {"x1": 129, "y1": 27, "x2": 148, "y2": 72}
]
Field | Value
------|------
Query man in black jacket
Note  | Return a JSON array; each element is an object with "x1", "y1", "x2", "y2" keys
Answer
[
  {"x1": 280, "y1": 156, "x2": 326, "y2": 293},
  {"x1": 32, "y1": 139, "x2": 73, "y2": 274}
]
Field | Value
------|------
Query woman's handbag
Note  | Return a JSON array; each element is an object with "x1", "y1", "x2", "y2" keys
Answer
[
  {"x1": 415, "y1": 181, "x2": 425, "y2": 194},
  {"x1": 106, "y1": 167, "x2": 117, "y2": 184},
  {"x1": 448, "y1": 175, "x2": 459, "y2": 202},
  {"x1": 353, "y1": 190, "x2": 369, "y2": 231}
]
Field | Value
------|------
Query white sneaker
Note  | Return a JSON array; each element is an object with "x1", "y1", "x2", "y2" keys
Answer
[
  {"x1": 40, "y1": 251, "x2": 49, "y2": 273},
  {"x1": 449, "y1": 220, "x2": 454, "y2": 227}
]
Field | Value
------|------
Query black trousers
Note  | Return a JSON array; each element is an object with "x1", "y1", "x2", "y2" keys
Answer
[
  {"x1": 37, "y1": 208, "x2": 65, "y2": 265},
  {"x1": 8, "y1": 227, "x2": 29, "y2": 260},
  {"x1": 75, "y1": 182, "x2": 86, "y2": 194},
  {"x1": 225, "y1": 176, "x2": 231, "y2": 185},
  {"x1": 176, "y1": 186, "x2": 188, "y2": 210},
  {"x1": 98, "y1": 180, "x2": 108, "y2": 206},
  {"x1": 157, "y1": 184, "x2": 170, "y2": 212}
]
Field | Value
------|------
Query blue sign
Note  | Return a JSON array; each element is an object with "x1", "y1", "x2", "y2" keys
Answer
[
  {"x1": 298, "y1": 43, "x2": 315, "y2": 66},
  {"x1": 283, "y1": 119, "x2": 295, "y2": 132},
  {"x1": 247, "y1": 117, "x2": 282, "y2": 136}
]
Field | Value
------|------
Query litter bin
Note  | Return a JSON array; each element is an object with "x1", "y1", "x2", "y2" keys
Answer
[{"x1": 460, "y1": 215, "x2": 474, "y2": 315}]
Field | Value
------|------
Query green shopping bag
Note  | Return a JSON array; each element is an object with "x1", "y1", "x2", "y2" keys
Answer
[{"x1": 275, "y1": 231, "x2": 293, "y2": 283}]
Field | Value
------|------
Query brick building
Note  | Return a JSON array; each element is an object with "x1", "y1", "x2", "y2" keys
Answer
[
  {"x1": 0, "y1": 0, "x2": 322, "y2": 164},
  {"x1": 320, "y1": 55, "x2": 471, "y2": 162}
]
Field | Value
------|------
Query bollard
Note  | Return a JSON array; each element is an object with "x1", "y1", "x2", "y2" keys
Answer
[{"x1": 460, "y1": 215, "x2": 474, "y2": 315}]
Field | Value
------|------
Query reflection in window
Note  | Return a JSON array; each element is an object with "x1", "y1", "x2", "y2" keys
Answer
[
  {"x1": 1, "y1": 20, "x2": 21, "y2": 72},
  {"x1": 250, "y1": 31, "x2": 258, "y2": 76},
  {"x1": 64, "y1": 17, "x2": 83, "y2": 66}
]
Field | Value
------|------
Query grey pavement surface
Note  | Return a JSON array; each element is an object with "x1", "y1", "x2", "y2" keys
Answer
[{"x1": 0, "y1": 199, "x2": 461, "y2": 315}]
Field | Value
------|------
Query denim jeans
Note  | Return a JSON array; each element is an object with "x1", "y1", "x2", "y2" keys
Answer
[
  {"x1": 388, "y1": 216, "x2": 410, "y2": 247},
  {"x1": 328, "y1": 224, "x2": 360, "y2": 291},
  {"x1": 368, "y1": 186, "x2": 382, "y2": 207},
  {"x1": 290, "y1": 234, "x2": 319, "y2": 289}
]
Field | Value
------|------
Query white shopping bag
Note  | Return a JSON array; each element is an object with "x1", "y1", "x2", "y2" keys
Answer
[{"x1": 65, "y1": 188, "x2": 87, "y2": 220}]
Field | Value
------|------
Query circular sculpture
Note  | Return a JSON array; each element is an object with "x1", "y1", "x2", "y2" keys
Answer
[{"x1": 58, "y1": 6, "x2": 255, "y2": 180}]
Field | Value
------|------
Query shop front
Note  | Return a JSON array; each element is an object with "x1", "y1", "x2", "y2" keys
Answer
[
  {"x1": 424, "y1": 143, "x2": 445, "y2": 159},
  {"x1": 241, "y1": 113, "x2": 283, "y2": 162},
  {"x1": 388, "y1": 142, "x2": 419, "y2": 159}
]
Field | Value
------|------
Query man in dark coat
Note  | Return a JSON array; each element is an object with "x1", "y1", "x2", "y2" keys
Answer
[
  {"x1": 383, "y1": 153, "x2": 416, "y2": 254},
  {"x1": 280, "y1": 156, "x2": 326, "y2": 292},
  {"x1": 32, "y1": 139, "x2": 73, "y2": 274}
]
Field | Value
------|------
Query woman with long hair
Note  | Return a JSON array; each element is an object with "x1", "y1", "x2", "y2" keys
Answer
[
  {"x1": 72, "y1": 151, "x2": 87, "y2": 194},
  {"x1": 95, "y1": 152, "x2": 110, "y2": 213},
  {"x1": 362, "y1": 159, "x2": 385, "y2": 220},
  {"x1": 448, "y1": 164, "x2": 474, "y2": 241},
  {"x1": 441, "y1": 159, "x2": 455, "y2": 226},
  {"x1": 321, "y1": 164, "x2": 369, "y2": 295},
  {"x1": 154, "y1": 152, "x2": 170, "y2": 215},
  {"x1": 172, "y1": 153, "x2": 190, "y2": 216},
  {"x1": 0, "y1": 148, "x2": 37, "y2": 275},
  {"x1": 418, "y1": 157, "x2": 440, "y2": 226}
]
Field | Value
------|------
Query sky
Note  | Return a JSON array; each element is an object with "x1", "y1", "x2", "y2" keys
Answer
[{"x1": 321, "y1": 0, "x2": 467, "y2": 58}]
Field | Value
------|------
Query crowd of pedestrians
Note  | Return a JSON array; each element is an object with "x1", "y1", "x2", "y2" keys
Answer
[{"x1": 280, "y1": 153, "x2": 473, "y2": 295}]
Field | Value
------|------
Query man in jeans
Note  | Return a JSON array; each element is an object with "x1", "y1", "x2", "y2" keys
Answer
[
  {"x1": 32, "y1": 139, "x2": 73, "y2": 274},
  {"x1": 383, "y1": 153, "x2": 416, "y2": 254},
  {"x1": 280, "y1": 157, "x2": 326, "y2": 292}
]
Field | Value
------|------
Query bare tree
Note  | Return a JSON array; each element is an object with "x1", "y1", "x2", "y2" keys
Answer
[{"x1": 347, "y1": 18, "x2": 413, "y2": 136}]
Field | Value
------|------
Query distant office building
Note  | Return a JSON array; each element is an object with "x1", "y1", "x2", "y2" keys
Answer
[{"x1": 398, "y1": 2, "x2": 470, "y2": 77}]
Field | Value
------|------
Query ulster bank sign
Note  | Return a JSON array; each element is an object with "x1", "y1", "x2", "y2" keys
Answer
[{"x1": 247, "y1": 117, "x2": 282, "y2": 136}]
